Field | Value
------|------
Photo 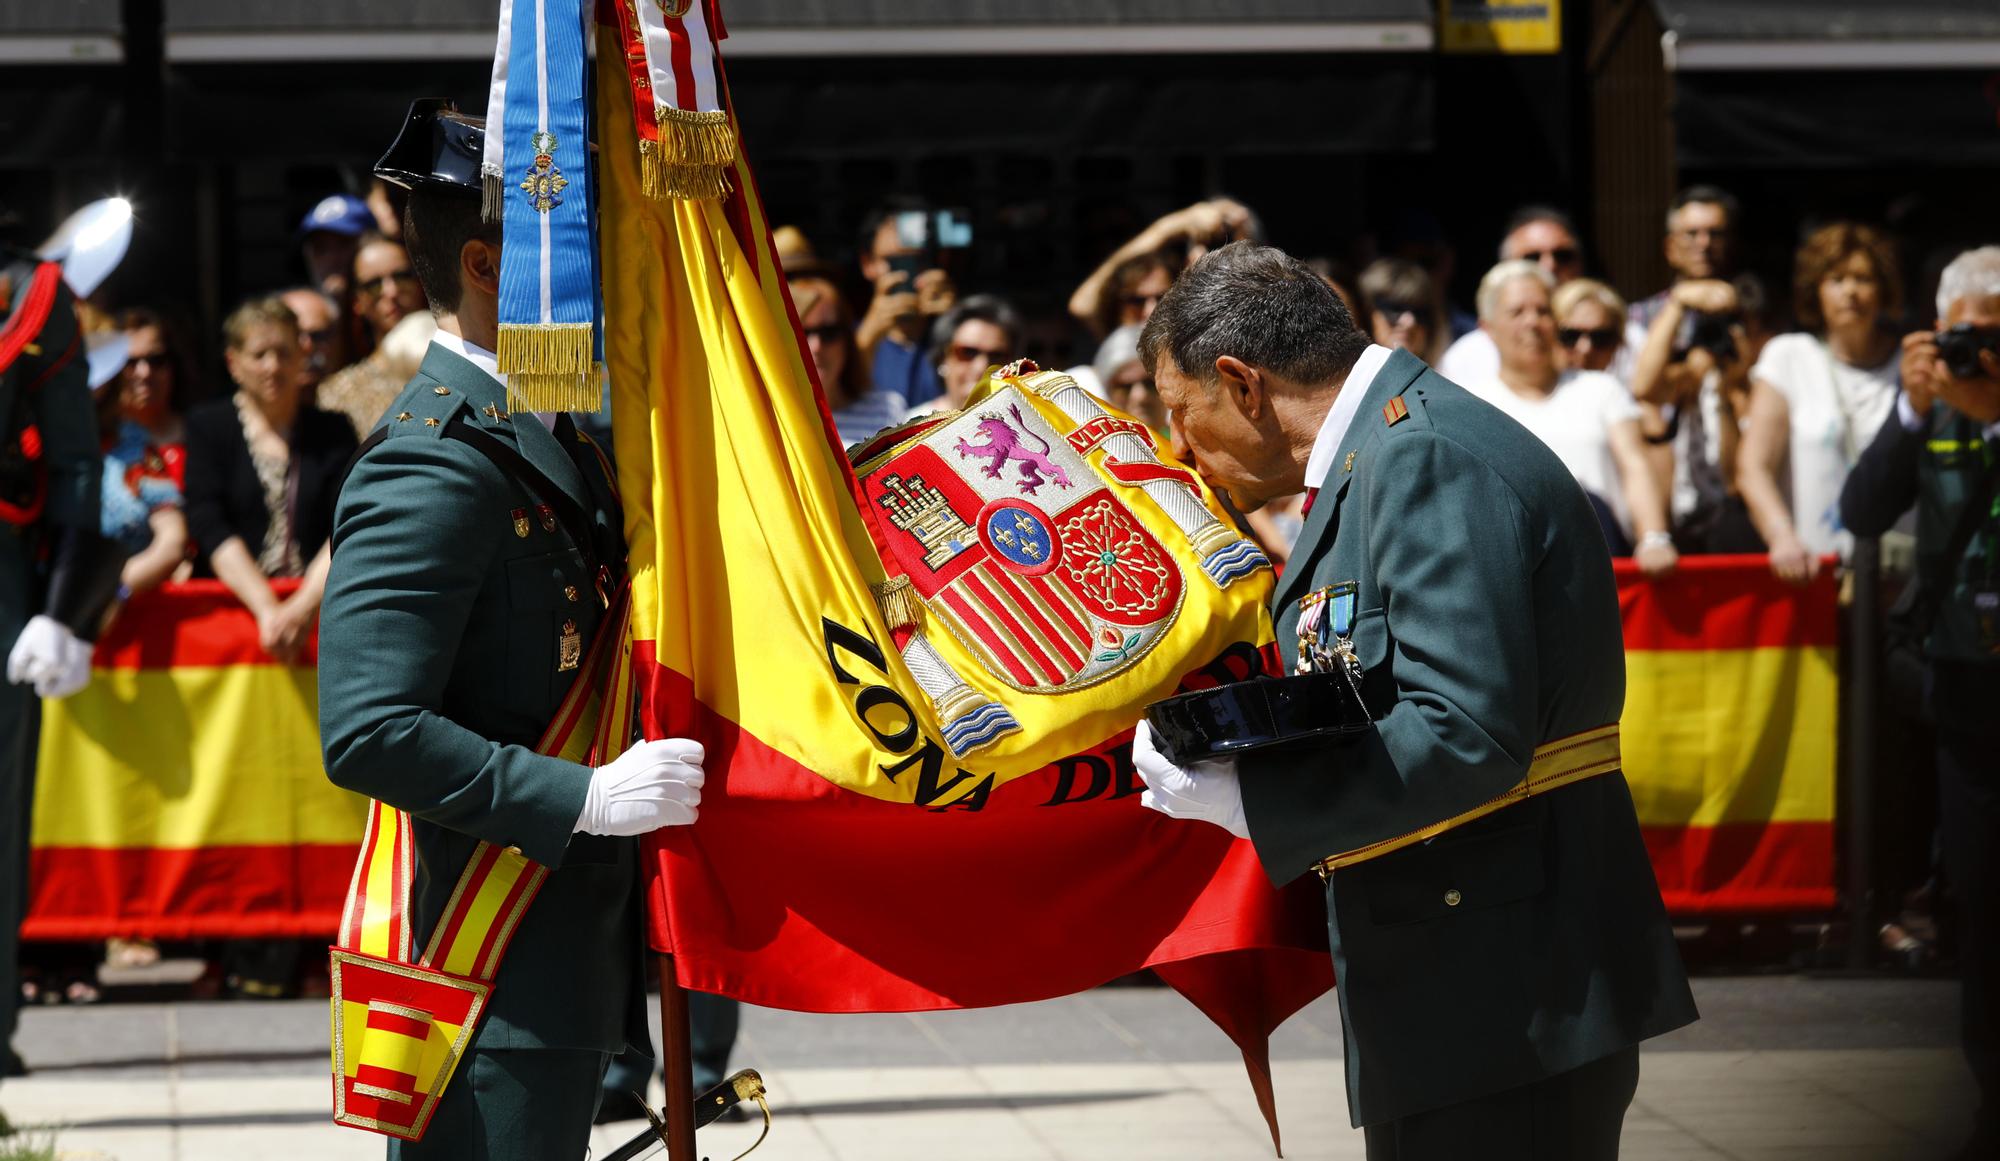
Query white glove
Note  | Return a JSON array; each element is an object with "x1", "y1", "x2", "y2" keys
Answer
[
  {"x1": 37, "y1": 630, "x2": 93, "y2": 700},
  {"x1": 8, "y1": 615, "x2": 87, "y2": 697},
  {"x1": 575, "y1": 737, "x2": 706, "y2": 836},
  {"x1": 1132, "y1": 720, "x2": 1250, "y2": 839}
]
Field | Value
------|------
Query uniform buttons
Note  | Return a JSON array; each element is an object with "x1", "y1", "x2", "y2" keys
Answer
[
  {"x1": 564, "y1": 585, "x2": 579, "y2": 603},
  {"x1": 1443, "y1": 889, "x2": 1462, "y2": 907}
]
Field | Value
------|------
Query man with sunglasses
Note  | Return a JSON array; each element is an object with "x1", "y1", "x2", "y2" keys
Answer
[{"x1": 1440, "y1": 207, "x2": 1587, "y2": 386}]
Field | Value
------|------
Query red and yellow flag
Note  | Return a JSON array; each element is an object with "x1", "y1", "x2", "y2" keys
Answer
[
  {"x1": 1616, "y1": 556, "x2": 1838, "y2": 913},
  {"x1": 27, "y1": 581, "x2": 368, "y2": 940},
  {"x1": 594, "y1": 3, "x2": 1327, "y2": 1133}
]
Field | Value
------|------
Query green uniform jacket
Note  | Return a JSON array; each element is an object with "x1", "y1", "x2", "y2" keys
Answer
[
  {"x1": 1240, "y1": 349, "x2": 1697, "y2": 1127},
  {"x1": 319, "y1": 344, "x2": 646, "y2": 1056}
]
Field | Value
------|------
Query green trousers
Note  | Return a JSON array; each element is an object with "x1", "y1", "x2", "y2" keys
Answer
[
  {"x1": 388, "y1": 1048, "x2": 610, "y2": 1161},
  {"x1": 0, "y1": 535, "x2": 39, "y2": 1076}
]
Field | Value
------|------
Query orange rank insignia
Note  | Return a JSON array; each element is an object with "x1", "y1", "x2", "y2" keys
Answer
[{"x1": 1382, "y1": 397, "x2": 1410, "y2": 427}]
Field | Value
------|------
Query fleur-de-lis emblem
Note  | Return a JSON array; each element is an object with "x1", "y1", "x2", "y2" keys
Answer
[{"x1": 519, "y1": 130, "x2": 568, "y2": 214}]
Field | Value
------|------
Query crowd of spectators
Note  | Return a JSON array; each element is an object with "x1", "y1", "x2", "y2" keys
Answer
[{"x1": 28, "y1": 175, "x2": 1998, "y2": 988}]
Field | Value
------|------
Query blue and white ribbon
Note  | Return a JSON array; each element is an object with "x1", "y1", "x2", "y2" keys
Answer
[{"x1": 494, "y1": 0, "x2": 600, "y2": 413}]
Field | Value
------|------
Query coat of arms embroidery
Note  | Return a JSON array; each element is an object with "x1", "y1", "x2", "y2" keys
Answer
[{"x1": 853, "y1": 365, "x2": 1270, "y2": 755}]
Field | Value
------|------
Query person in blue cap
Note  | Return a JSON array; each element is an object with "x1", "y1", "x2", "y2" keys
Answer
[{"x1": 298, "y1": 193, "x2": 376, "y2": 301}]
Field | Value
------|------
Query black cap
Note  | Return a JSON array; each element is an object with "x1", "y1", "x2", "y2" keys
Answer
[
  {"x1": 1144, "y1": 672, "x2": 1373, "y2": 767},
  {"x1": 374, "y1": 98, "x2": 486, "y2": 198}
]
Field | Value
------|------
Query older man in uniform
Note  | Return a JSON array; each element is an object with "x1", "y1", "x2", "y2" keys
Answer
[
  {"x1": 1131, "y1": 242, "x2": 1696, "y2": 1160},
  {"x1": 318, "y1": 102, "x2": 705, "y2": 1160}
]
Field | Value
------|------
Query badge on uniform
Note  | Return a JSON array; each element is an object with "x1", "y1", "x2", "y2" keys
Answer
[
  {"x1": 558, "y1": 619, "x2": 582, "y2": 671},
  {"x1": 537, "y1": 504, "x2": 558, "y2": 533},
  {"x1": 510, "y1": 508, "x2": 531, "y2": 538}
]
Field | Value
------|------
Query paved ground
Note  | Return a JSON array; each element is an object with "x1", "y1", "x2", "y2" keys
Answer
[{"x1": 0, "y1": 975, "x2": 1979, "y2": 1161}]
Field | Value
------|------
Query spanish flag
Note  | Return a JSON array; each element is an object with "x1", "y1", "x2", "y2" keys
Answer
[
  {"x1": 594, "y1": 2, "x2": 1328, "y2": 1137},
  {"x1": 1616, "y1": 557, "x2": 1838, "y2": 913},
  {"x1": 27, "y1": 581, "x2": 368, "y2": 940}
]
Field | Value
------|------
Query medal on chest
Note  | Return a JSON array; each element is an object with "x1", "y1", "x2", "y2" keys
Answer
[{"x1": 1296, "y1": 582, "x2": 1371, "y2": 718}]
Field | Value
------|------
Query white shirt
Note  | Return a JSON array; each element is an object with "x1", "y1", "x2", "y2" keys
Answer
[
  {"x1": 429, "y1": 330, "x2": 560, "y2": 431},
  {"x1": 1751, "y1": 332, "x2": 1899, "y2": 558},
  {"x1": 1304, "y1": 344, "x2": 1393, "y2": 490},
  {"x1": 1437, "y1": 329, "x2": 1499, "y2": 387},
  {"x1": 1462, "y1": 369, "x2": 1641, "y2": 536}
]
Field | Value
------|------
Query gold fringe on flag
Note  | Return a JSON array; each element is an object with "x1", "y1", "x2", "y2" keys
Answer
[
  {"x1": 496, "y1": 323, "x2": 601, "y2": 413},
  {"x1": 639, "y1": 106, "x2": 737, "y2": 201},
  {"x1": 870, "y1": 576, "x2": 923, "y2": 632}
]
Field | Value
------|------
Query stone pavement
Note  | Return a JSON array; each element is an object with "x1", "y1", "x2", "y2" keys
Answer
[{"x1": 0, "y1": 976, "x2": 1978, "y2": 1161}]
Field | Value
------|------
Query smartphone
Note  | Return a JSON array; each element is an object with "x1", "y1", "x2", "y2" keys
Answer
[{"x1": 886, "y1": 208, "x2": 974, "y2": 281}]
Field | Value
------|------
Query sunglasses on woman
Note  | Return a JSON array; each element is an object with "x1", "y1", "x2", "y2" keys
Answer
[
  {"x1": 1373, "y1": 298, "x2": 1435, "y2": 327},
  {"x1": 1559, "y1": 326, "x2": 1620, "y2": 348}
]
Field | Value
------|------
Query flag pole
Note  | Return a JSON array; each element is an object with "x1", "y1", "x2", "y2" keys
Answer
[{"x1": 656, "y1": 953, "x2": 700, "y2": 1160}]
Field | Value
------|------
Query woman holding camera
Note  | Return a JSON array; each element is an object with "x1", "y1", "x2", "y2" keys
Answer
[{"x1": 1736, "y1": 222, "x2": 1903, "y2": 583}]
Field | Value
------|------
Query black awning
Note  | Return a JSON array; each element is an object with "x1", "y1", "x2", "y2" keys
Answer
[
  {"x1": 0, "y1": 0, "x2": 121, "y2": 64},
  {"x1": 727, "y1": 50, "x2": 1429, "y2": 156},
  {"x1": 1672, "y1": 68, "x2": 2000, "y2": 170},
  {"x1": 1652, "y1": 1, "x2": 2000, "y2": 168},
  {"x1": 162, "y1": 0, "x2": 1433, "y2": 60},
  {"x1": 1653, "y1": 0, "x2": 2000, "y2": 69}
]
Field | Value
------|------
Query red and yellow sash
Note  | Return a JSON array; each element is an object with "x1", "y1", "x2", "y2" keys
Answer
[{"x1": 329, "y1": 589, "x2": 636, "y2": 1141}]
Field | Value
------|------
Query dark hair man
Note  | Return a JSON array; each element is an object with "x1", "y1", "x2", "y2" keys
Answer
[
  {"x1": 1629, "y1": 185, "x2": 1743, "y2": 338},
  {"x1": 1842, "y1": 244, "x2": 2000, "y2": 1161},
  {"x1": 1439, "y1": 205, "x2": 1588, "y2": 384},
  {"x1": 1131, "y1": 241, "x2": 1697, "y2": 1160},
  {"x1": 317, "y1": 100, "x2": 705, "y2": 1159}
]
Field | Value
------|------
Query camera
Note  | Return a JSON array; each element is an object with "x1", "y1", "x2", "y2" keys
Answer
[
  {"x1": 1673, "y1": 310, "x2": 1740, "y2": 364},
  {"x1": 1935, "y1": 323, "x2": 2000, "y2": 380}
]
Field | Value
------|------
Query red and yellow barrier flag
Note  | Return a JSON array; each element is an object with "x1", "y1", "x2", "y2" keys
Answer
[
  {"x1": 1616, "y1": 557, "x2": 1838, "y2": 912},
  {"x1": 27, "y1": 581, "x2": 367, "y2": 940},
  {"x1": 595, "y1": 3, "x2": 1328, "y2": 1139}
]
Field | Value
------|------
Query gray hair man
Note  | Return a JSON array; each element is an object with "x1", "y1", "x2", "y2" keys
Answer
[
  {"x1": 1133, "y1": 241, "x2": 1695, "y2": 1160},
  {"x1": 1841, "y1": 243, "x2": 2000, "y2": 1161}
]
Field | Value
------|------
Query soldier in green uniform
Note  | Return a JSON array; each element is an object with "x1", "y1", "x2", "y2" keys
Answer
[
  {"x1": 1130, "y1": 243, "x2": 1697, "y2": 1160},
  {"x1": 1841, "y1": 244, "x2": 2000, "y2": 1161},
  {"x1": 0, "y1": 239, "x2": 113, "y2": 1086},
  {"x1": 318, "y1": 101, "x2": 706, "y2": 1160}
]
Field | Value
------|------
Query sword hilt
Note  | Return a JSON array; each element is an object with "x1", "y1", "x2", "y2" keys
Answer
[{"x1": 598, "y1": 1068, "x2": 770, "y2": 1161}]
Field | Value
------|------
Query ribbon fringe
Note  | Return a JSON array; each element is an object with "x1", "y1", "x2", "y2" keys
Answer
[
  {"x1": 503, "y1": 371, "x2": 602, "y2": 415},
  {"x1": 497, "y1": 324, "x2": 600, "y2": 413}
]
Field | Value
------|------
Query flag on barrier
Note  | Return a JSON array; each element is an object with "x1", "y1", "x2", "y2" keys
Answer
[{"x1": 1616, "y1": 556, "x2": 1839, "y2": 913}]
